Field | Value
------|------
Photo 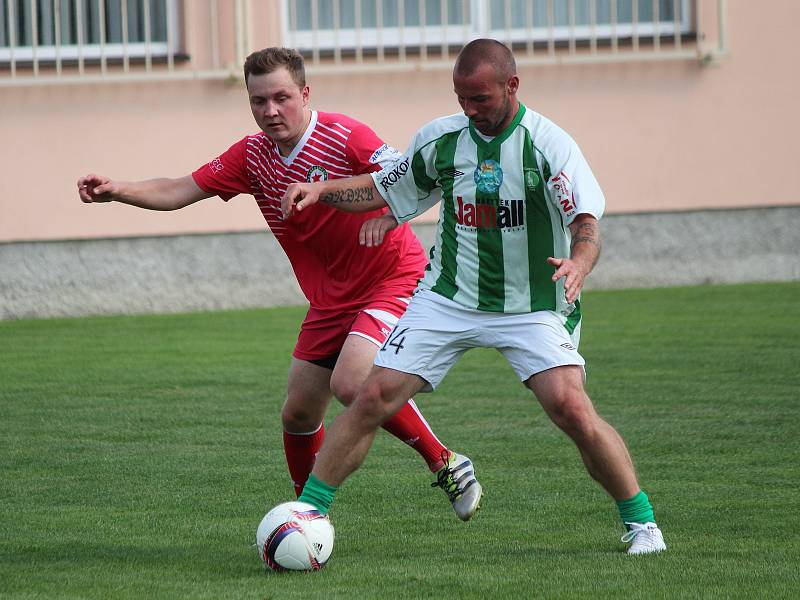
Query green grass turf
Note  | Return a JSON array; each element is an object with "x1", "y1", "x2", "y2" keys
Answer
[{"x1": 1, "y1": 282, "x2": 798, "y2": 599}]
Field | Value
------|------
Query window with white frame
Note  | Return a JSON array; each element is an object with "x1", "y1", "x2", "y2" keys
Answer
[
  {"x1": 285, "y1": 0, "x2": 692, "y2": 55},
  {"x1": 488, "y1": 0, "x2": 691, "y2": 44},
  {"x1": 286, "y1": 0, "x2": 471, "y2": 52},
  {"x1": 0, "y1": 0, "x2": 178, "y2": 63}
]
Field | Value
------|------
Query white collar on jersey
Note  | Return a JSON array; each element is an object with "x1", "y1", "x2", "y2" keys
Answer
[
  {"x1": 474, "y1": 128, "x2": 496, "y2": 142},
  {"x1": 279, "y1": 110, "x2": 318, "y2": 165}
]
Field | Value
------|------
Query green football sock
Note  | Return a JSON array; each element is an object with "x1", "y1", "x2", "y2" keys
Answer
[
  {"x1": 298, "y1": 474, "x2": 337, "y2": 515},
  {"x1": 616, "y1": 490, "x2": 655, "y2": 530}
]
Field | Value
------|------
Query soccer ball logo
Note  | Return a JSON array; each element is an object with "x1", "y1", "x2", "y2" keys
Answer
[{"x1": 256, "y1": 501, "x2": 335, "y2": 571}]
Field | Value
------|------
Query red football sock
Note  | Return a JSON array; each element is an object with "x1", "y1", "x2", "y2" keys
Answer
[
  {"x1": 283, "y1": 424, "x2": 325, "y2": 497},
  {"x1": 381, "y1": 399, "x2": 451, "y2": 472}
]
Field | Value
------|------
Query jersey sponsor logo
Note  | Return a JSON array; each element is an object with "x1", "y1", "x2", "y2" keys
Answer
[
  {"x1": 210, "y1": 157, "x2": 224, "y2": 174},
  {"x1": 551, "y1": 171, "x2": 576, "y2": 217},
  {"x1": 306, "y1": 165, "x2": 329, "y2": 183},
  {"x1": 524, "y1": 168, "x2": 540, "y2": 190},
  {"x1": 378, "y1": 157, "x2": 410, "y2": 192},
  {"x1": 474, "y1": 159, "x2": 503, "y2": 194},
  {"x1": 456, "y1": 196, "x2": 524, "y2": 230},
  {"x1": 369, "y1": 143, "x2": 400, "y2": 164}
]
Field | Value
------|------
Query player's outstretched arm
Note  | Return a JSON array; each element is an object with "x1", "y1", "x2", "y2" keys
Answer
[
  {"x1": 282, "y1": 174, "x2": 386, "y2": 219},
  {"x1": 547, "y1": 213, "x2": 601, "y2": 304},
  {"x1": 77, "y1": 174, "x2": 211, "y2": 210}
]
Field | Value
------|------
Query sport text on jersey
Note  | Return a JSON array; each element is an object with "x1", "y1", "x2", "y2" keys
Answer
[
  {"x1": 551, "y1": 171, "x2": 576, "y2": 218},
  {"x1": 456, "y1": 196, "x2": 525, "y2": 231},
  {"x1": 369, "y1": 143, "x2": 400, "y2": 164},
  {"x1": 378, "y1": 157, "x2": 409, "y2": 192}
]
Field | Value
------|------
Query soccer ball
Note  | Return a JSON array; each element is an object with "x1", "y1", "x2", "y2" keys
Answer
[{"x1": 256, "y1": 501, "x2": 335, "y2": 571}]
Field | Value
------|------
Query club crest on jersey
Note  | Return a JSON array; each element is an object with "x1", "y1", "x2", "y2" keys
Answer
[
  {"x1": 306, "y1": 166, "x2": 328, "y2": 183},
  {"x1": 524, "y1": 168, "x2": 540, "y2": 190},
  {"x1": 474, "y1": 160, "x2": 503, "y2": 194}
]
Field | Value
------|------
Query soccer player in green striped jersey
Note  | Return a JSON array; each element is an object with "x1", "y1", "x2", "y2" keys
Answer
[{"x1": 281, "y1": 39, "x2": 666, "y2": 555}]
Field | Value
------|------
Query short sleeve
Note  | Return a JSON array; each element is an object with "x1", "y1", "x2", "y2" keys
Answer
[
  {"x1": 544, "y1": 136, "x2": 605, "y2": 226},
  {"x1": 370, "y1": 129, "x2": 441, "y2": 223},
  {"x1": 345, "y1": 123, "x2": 403, "y2": 175},
  {"x1": 192, "y1": 137, "x2": 252, "y2": 201}
]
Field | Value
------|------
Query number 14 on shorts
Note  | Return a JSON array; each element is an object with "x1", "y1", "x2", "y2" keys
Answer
[{"x1": 380, "y1": 327, "x2": 409, "y2": 354}]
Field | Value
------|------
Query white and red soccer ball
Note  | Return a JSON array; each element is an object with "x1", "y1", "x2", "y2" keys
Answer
[{"x1": 256, "y1": 501, "x2": 335, "y2": 571}]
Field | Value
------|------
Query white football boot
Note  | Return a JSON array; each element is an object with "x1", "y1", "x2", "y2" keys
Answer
[
  {"x1": 621, "y1": 522, "x2": 667, "y2": 555},
  {"x1": 431, "y1": 453, "x2": 483, "y2": 521}
]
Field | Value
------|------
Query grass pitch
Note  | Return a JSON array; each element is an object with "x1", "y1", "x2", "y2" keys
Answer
[{"x1": 1, "y1": 282, "x2": 799, "y2": 599}]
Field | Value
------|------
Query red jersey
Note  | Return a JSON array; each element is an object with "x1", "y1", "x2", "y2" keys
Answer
[{"x1": 192, "y1": 111, "x2": 427, "y2": 312}]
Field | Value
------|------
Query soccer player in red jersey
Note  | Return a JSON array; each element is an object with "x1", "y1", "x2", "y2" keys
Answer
[{"x1": 77, "y1": 47, "x2": 482, "y2": 520}]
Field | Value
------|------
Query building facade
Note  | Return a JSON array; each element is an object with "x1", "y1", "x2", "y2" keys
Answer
[
  {"x1": 1, "y1": 1, "x2": 798, "y2": 319},
  {"x1": 2, "y1": 1, "x2": 796, "y2": 242}
]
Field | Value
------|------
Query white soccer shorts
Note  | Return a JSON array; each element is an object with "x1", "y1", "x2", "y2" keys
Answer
[{"x1": 374, "y1": 289, "x2": 586, "y2": 392}]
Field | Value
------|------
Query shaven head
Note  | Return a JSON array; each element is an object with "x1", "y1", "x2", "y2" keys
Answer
[
  {"x1": 452, "y1": 39, "x2": 520, "y2": 136},
  {"x1": 454, "y1": 39, "x2": 516, "y2": 84}
]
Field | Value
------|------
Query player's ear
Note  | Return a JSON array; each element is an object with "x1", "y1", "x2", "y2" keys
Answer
[
  {"x1": 301, "y1": 85, "x2": 310, "y2": 106},
  {"x1": 507, "y1": 75, "x2": 519, "y2": 96}
]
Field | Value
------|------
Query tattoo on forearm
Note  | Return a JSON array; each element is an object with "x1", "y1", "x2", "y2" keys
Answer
[
  {"x1": 321, "y1": 186, "x2": 374, "y2": 206},
  {"x1": 571, "y1": 221, "x2": 602, "y2": 266},
  {"x1": 572, "y1": 235, "x2": 600, "y2": 249},
  {"x1": 571, "y1": 222, "x2": 600, "y2": 248}
]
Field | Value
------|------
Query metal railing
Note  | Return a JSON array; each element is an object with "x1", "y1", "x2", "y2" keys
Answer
[
  {"x1": 1, "y1": 0, "x2": 727, "y2": 86},
  {"x1": 0, "y1": 0, "x2": 246, "y2": 85},
  {"x1": 289, "y1": 0, "x2": 729, "y2": 73}
]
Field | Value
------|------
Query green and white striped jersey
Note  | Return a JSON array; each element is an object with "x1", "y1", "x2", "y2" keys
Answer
[{"x1": 371, "y1": 104, "x2": 604, "y2": 323}]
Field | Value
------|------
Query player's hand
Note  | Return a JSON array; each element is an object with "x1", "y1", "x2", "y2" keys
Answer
[
  {"x1": 77, "y1": 174, "x2": 118, "y2": 203},
  {"x1": 359, "y1": 215, "x2": 398, "y2": 247},
  {"x1": 547, "y1": 256, "x2": 588, "y2": 305},
  {"x1": 281, "y1": 182, "x2": 320, "y2": 219}
]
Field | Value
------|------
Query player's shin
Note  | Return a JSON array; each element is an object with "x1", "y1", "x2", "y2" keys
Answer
[
  {"x1": 311, "y1": 406, "x2": 382, "y2": 489},
  {"x1": 283, "y1": 424, "x2": 325, "y2": 497},
  {"x1": 381, "y1": 399, "x2": 451, "y2": 471}
]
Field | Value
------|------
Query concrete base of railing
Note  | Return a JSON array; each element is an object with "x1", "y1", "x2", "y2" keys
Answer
[{"x1": 2, "y1": 206, "x2": 797, "y2": 321}]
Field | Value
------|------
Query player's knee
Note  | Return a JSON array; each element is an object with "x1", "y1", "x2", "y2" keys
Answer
[
  {"x1": 329, "y1": 376, "x2": 359, "y2": 406},
  {"x1": 547, "y1": 393, "x2": 598, "y2": 440},
  {"x1": 281, "y1": 402, "x2": 320, "y2": 432},
  {"x1": 351, "y1": 379, "x2": 398, "y2": 426}
]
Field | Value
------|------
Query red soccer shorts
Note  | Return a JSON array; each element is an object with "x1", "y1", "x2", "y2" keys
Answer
[{"x1": 293, "y1": 295, "x2": 411, "y2": 363}]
